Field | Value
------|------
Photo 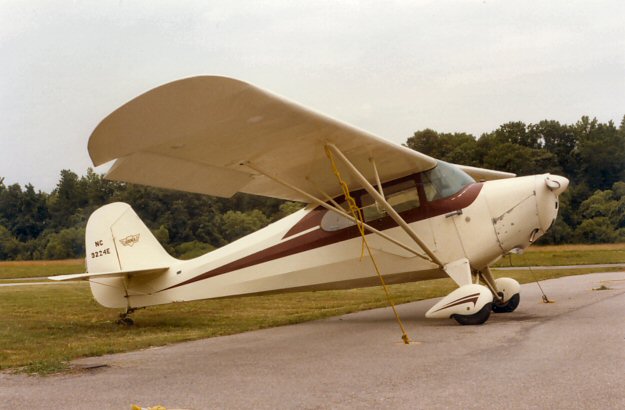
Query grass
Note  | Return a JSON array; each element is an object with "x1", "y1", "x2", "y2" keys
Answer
[
  {"x1": 0, "y1": 280, "x2": 457, "y2": 375},
  {"x1": 0, "y1": 259, "x2": 84, "y2": 280},
  {"x1": 494, "y1": 242, "x2": 625, "y2": 267},
  {"x1": 1, "y1": 243, "x2": 625, "y2": 375}
]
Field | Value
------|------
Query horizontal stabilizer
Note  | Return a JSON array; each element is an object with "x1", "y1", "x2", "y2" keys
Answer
[{"x1": 48, "y1": 267, "x2": 169, "y2": 282}]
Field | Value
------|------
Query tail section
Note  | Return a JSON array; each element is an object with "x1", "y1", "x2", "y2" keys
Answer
[
  {"x1": 86, "y1": 202, "x2": 176, "y2": 273},
  {"x1": 85, "y1": 202, "x2": 177, "y2": 308}
]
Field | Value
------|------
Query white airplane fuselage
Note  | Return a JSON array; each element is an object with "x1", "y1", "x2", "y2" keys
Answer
[{"x1": 87, "y1": 167, "x2": 568, "y2": 310}]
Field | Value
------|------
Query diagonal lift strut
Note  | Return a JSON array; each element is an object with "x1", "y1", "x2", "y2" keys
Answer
[
  {"x1": 242, "y1": 161, "x2": 432, "y2": 263},
  {"x1": 324, "y1": 143, "x2": 444, "y2": 268}
]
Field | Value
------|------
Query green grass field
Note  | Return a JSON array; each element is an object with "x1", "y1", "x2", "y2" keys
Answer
[
  {"x1": 0, "y1": 259, "x2": 84, "y2": 280},
  {"x1": 1, "y1": 243, "x2": 624, "y2": 375},
  {"x1": 494, "y1": 243, "x2": 625, "y2": 267}
]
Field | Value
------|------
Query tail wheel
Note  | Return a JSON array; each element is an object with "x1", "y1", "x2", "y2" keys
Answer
[
  {"x1": 116, "y1": 317, "x2": 134, "y2": 326},
  {"x1": 492, "y1": 293, "x2": 520, "y2": 313}
]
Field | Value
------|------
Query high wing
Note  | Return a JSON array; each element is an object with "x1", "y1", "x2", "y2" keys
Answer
[{"x1": 89, "y1": 76, "x2": 512, "y2": 202}]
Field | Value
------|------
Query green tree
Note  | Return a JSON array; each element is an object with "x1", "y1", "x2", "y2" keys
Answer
[
  {"x1": 538, "y1": 218, "x2": 574, "y2": 245},
  {"x1": 574, "y1": 117, "x2": 625, "y2": 190},
  {"x1": 528, "y1": 120, "x2": 577, "y2": 178},
  {"x1": 578, "y1": 189, "x2": 615, "y2": 220},
  {"x1": 0, "y1": 183, "x2": 23, "y2": 233},
  {"x1": 575, "y1": 217, "x2": 622, "y2": 243},
  {"x1": 43, "y1": 227, "x2": 85, "y2": 260},
  {"x1": 571, "y1": 184, "x2": 625, "y2": 243},
  {"x1": 82, "y1": 168, "x2": 119, "y2": 214},
  {"x1": 221, "y1": 210, "x2": 270, "y2": 242},
  {"x1": 47, "y1": 170, "x2": 88, "y2": 229},
  {"x1": 174, "y1": 241, "x2": 215, "y2": 260},
  {"x1": 0, "y1": 224, "x2": 21, "y2": 259},
  {"x1": 480, "y1": 142, "x2": 560, "y2": 176},
  {"x1": 490, "y1": 121, "x2": 540, "y2": 148},
  {"x1": 405, "y1": 129, "x2": 479, "y2": 166},
  {"x1": 271, "y1": 201, "x2": 305, "y2": 221}
]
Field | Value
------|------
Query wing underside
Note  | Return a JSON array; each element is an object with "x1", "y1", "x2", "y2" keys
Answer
[{"x1": 89, "y1": 76, "x2": 512, "y2": 202}]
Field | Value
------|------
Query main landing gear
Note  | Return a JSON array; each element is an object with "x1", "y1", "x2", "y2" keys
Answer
[
  {"x1": 425, "y1": 283, "x2": 494, "y2": 325},
  {"x1": 490, "y1": 277, "x2": 521, "y2": 314},
  {"x1": 425, "y1": 260, "x2": 521, "y2": 325}
]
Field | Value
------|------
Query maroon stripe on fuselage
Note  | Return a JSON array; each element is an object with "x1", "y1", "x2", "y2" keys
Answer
[{"x1": 160, "y1": 183, "x2": 483, "y2": 292}]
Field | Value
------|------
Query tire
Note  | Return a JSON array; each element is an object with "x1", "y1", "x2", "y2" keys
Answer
[
  {"x1": 116, "y1": 317, "x2": 134, "y2": 326},
  {"x1": 451, "y1": 303, "x2": 492, "y2": 325},
  {"x1": 492, "y1": 293, "x2": 520, "y2": 313}
]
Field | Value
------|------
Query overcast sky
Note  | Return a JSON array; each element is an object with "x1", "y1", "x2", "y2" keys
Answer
[{"x1": 1, "y1": 0, "x2": 624, "y2": 192}]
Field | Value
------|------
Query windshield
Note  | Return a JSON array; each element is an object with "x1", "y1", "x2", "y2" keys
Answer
[{"x1": 421, "y1": 161, "x2": 475, "y2": 201}]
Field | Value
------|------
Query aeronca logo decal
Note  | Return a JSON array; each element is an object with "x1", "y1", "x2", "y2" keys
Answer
[{"x1": 119, "y1": 234, "x2": 140, "y2": 247}]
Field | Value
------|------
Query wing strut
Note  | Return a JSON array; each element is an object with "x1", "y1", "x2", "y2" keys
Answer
[
  {"x1": 242, "y1": 161, "x2": 432, "y2": 263},
  {"x1": 325, "y1": 143, "x2": 444, "y2": 268},
  {"x1": 370, "y1": 157, "x2": 385, "y2": 199}
]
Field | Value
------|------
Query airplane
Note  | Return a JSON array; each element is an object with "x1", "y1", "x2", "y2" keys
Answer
[{"x1": 50, "y1": 76, "x2": 569, "y2": 327}]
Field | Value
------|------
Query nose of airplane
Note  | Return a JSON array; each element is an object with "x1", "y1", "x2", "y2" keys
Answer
[
  {"x1": 536, "y1": 174, "x2": 569, "y2": 234},
  {"x1": 544, "y1": 175, "x2": 569, "y2": 196}
]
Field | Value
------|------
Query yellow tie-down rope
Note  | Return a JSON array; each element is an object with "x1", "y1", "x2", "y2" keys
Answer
[{"x1": 325, "y1": 146, "x2": 412, "y2": 344}]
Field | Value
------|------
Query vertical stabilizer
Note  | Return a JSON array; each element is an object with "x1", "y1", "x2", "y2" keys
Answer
[
  {"x1": 85, "y1": 202, "x2": 176, "y2": 308},
  {"x1": 86, "y1": 202, "x2": 176, "y2": 273}
]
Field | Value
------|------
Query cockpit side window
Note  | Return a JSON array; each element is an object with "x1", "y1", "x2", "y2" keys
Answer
[
  {"x1": 318, "y1": 163, "x2": 476, "y2": 232},
  {"x1": 360, "y1": 179, "x2": 420, "y2": 222},
  {"x1": 320, "y1": 178, "x2": 420, "y2": 231},
  {"x1": 421, "y1": 161, "x2": 475, "y2": 202},
  {"x1": 319, "y1": 200, "x2": 356, "y2": 231}
]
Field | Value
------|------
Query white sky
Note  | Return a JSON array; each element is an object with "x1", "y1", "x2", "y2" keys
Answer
[{"x1": 1, "y1": 0, "x2": 624, "y2": 192}]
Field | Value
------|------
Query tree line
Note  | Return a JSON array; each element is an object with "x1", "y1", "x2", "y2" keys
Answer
[
  {"x1": 0, "y1": 169, "x2": 301, "y2": 260},
  {"x1": 405, "y1": 115, "x2": 625, "y2": 244},
  {"x1": 1, "y1": 114, "x2": 624, "y2": 260}
]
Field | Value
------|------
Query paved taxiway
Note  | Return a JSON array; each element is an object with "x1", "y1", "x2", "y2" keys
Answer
[{"x1": 2, "y1": 271, "x2": 625, "y2": 409}]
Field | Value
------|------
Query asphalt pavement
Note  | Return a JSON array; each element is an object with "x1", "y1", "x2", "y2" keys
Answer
[{"x1": 2, "y1": 271, "x2": 625, "y2": 409}]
